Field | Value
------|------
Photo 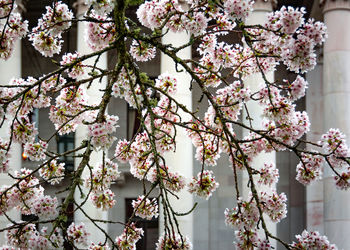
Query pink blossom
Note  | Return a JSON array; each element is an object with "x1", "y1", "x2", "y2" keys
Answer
[
  {"x1": 85, "y1": 11, "x2": 116, "y2": 51},
  {"x1": 0, "y1": 139, "x2": 10, "y2": 173},
  {"x1": 60, "y1": 52, "x2": 86, "y2": 79},
  {"x1": 287, "y1": 75, "x2": 308, "y2": 101},
  {"x1": 0, "y1": 0, "x2": 14, "y2": 18},
  {"x1": 115, "y1": 222, "x2": 144, "y2": 250},
  {"x1": 31, "y1": 195, "x2": 58, "y2": 219},
  {"x1": 296, "y1": 152, "x2": 324, "y2": 186},
  {"x1": 28, "y1": 32, "x2": 63, "y2": 57},
  {"x1": 334, "y1": 170, "x2": 350, "y2": 190},
  {"x1": 88, "y1": 115, "x2": 119, "y2": 150},
  {"x1": 23, "y1": 140, "x2": 48, "y2": 161},
  {"x1": 291, "y1": 230, "x2": 337, "y2": 249},
  {"x1": 258, "y1": 163, "x2": 279, "y2": 187},
  {"x1": 234, "y1": 229, "x2": 259, "y2": 250},
  {"x1": 260, "y1": 190, "x2": 287, "y2": 223},
  {"x1": 156, "y1": 233, "x2": 192, "y2": 250},
  {"x1": 155, "y1": 73, "x2": 178, "y2": 95},
  {"x1": 130, "y1": 40, "x2": 156, "y2": 62},
  {"x1": 6, "y1": 223, "x2": 39, "y2": 249},
  {"x1": 85, "y1": 159, "x2": 120, "y2": 192},
  {"x1": 224, "y1": 0, "x2": 254, "y2": 21},
  {"x1": 49, "y1": 87, "x2": 87, "y2": 134},
  {"x1": 88, "y1": 242, "x2": 110, "y2": 250},
  {"x1": 132, "y1": 195, "x2": 159, "y2": 220},
  {"x1": 67, "y1": 222, "x2": 90, "y2": 246},
  {"x1": 0, "y1": 12, "x2": 28, "y2": 60},
  {"x1": 39, "y1": 160, "x2": 65, "y2": 185},
  {"x1": 33, "y1": 1, "x2": 73, "y2": 36},
  {"x1": 225, "y1": 197, "x2": 260, "y2": 230},
  {"x1": 89, "y1": 189, "x2": 116, "y2": 210},
  {"x1": 188, "y1": 170, "x2": 219, "y2": 199},
  {"x1": 12, "y1": 116, "x2": 38, "y2": 144}
]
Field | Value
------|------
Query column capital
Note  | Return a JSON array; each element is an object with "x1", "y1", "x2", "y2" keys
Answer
[
  {"x1": 15, "y1": 0, "x2": 26, "y2": 14},
  {"x1": 320, "y1": 0, "x2": 350, "y2": 13},
  {"x1": 73, "y1": 0, "x2": 88, "y2": 17},
  {"x1": 253, "y1": 0, "x2": 277, "y2": 12}
]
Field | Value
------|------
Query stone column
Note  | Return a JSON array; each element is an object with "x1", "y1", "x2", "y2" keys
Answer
[
  {"x1": 306, "y1": 51, "x2": 324, "y2": 234},
  {"x1": 0, "y1": 40, "x2": 22, "y2": 244},
  {"x1": 74, "y1": 0, "x2": 108, "y2": 244},
  {"x1": 160, "y1": 3, "x2": 193, "y2": 241},
  {"x1": 322, "y1": 0, "x2": 350, "y2": 248},
  {"x1": 243, "y1": 0, "x2": 276, "y2": 245}
]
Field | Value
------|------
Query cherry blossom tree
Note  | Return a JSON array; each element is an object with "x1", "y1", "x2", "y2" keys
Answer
[{"x1": 0, "y1": 0, "x2": 345, "y2": 249}]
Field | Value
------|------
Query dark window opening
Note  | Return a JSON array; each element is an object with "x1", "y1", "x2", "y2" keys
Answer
[
  {"x1": 127, "y1": 106, "x2": 141, "y2": 140},
  {"x1": 21, "y1": 214, "x2": 39, "y2": 228},
  {"x1": 126, "y1": 77, "x2": 158, "y2": 140},
  {"x1": 57, "y1": 133, "x2": 75, "y2": 172}
]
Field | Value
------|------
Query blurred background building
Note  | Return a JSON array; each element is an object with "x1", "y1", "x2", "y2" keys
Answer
[{"x1": 0, "y1": 0, "x2": 349, "y2": 249}]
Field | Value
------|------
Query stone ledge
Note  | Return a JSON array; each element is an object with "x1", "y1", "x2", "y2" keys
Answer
[{"x1": 320, "y1": 0, "x2": 350, "y2": 13}]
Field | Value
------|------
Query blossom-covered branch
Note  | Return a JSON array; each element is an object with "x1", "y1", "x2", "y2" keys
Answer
[{"x1": 0, "y1": 0, "x2": 345, "y2": 249}]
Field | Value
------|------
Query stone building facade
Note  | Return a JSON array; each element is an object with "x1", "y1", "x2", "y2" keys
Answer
[{"x1": 0, "y1": 0, "x2": 349, "y2": 249}]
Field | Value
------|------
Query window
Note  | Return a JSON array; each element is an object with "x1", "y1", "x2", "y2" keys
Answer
[
  {"x1": 127, "y1": 106, "x2": 141, "y2": 140},
  {"x1": 126, "y1": 76, "x2": 157, "y2": 140},
  {"x1": 21, "y1": 214, "x2": 39, "y2": 228},
  {"x1": 125, "y1": 198, "x2": 159, "y2": 249},
  {"x1": 57, "y1": 133, "x2": 75, "y2": 172}
]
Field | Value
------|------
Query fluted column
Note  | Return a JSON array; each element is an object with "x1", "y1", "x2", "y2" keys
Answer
[
  {"x1": 322, "y1": 0, "x2": 350, "y2": 248},
  {"x1": 160, "y1": 3, "x2": 193, "y2": 241},
  {"x1": 0, "y1": 39, "x2": 22, "y2": 244},
  {"x1": 74, "y1": 0, "x2": 108, "y2": 244},
  {"x1": 243, "y1": 0, "x2": 276, "y2": 246}
]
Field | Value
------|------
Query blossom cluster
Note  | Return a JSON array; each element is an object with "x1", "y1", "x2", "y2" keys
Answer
[
  {"x1": 115, "y1": 222, "x2": 144, "y2": 250},
  {"x1": 257, "y1": 6, "x2": 327, "y2": 73},
  {"x1": 0, "y1": 168, "x2": 61, "y2": 248},
  {"x1": 111, "y1": 67, "x2": 152, "y2": 108},
  {"x1": 8, "y1": 169, "x2": 59, "y2": 218},
  {"x1": 84, "y1": 159, "x2": 120, "y2": 210},
  {"x1": 49, "y1": 86, "x2": 87, "y2": 134},
  {"x1": 130, "y1": 40, "x2": 156, "y2": 62},
  {"x1": 320, "y1": 128, "x2": 349, "y2": 168},
  {"x1": 188, "y1": 170, "x2": 219, "y2": 199},
  {"x1": 0, "y1": 138, "x2": 10, "y2": 173},
  {"x1": 0, "y1": 0, "x2": 344, "y2": 249},
  {"x1": 29, "y1": 1, "x2": 73, "y2": 57},
  {"x1": 320, "y1": 129, "x2": 350, "y2": 189},
  {"x1": 60, "y1": 52, "x2": 86, "y2": 79},
  {"x1": 39, "y1": 160, "x2": 65, "y2": 185},
  {"x1": 296, "y1": 152, "x2": 324, "y2": 186},
  {"x1": 85, "y1": 11, "x2": 116, "y2": 51},
  {"x1": 88, "y1": 115, "x2": 119, "y2": 150},
  {"x1": 114, "y1": 130, "x2": 185, "y2": 192},
  {"x1": 88, "y1": 242, "x2": 111, "y2": 250},
  {"x1": 67, "y1": 222, "x2": 90, "y2": 246},
  {"x1": 291, "y1": 230, "x2": 338, "y2": 249},
  {"x1": 0, "y1": 0, "x2": 14, "y2": 18},
  {"x1": 132, "y1": 195, "x2": 159, "y2": 220},
  {"x1": 0, "y1": 8, "x2": 28, "y2": 60},
  {"x1": 258, "y1": 163, "x2": 279, "y2": 187},
  {"x1": 3, "y1": 77, "x2": 51, "y2": 126},
  {"x1": 156, "y1": 234, "x2": 192, "y2": 250},
  {"x1": 23, "y1": 140, "x2": 48, "y2": 161},
  {"x1": 6, "y1": 224, "x2": 63, "y2": 249},
  {"x1": 225, "y1": 190, "x2": 287, "y2": 248}
]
